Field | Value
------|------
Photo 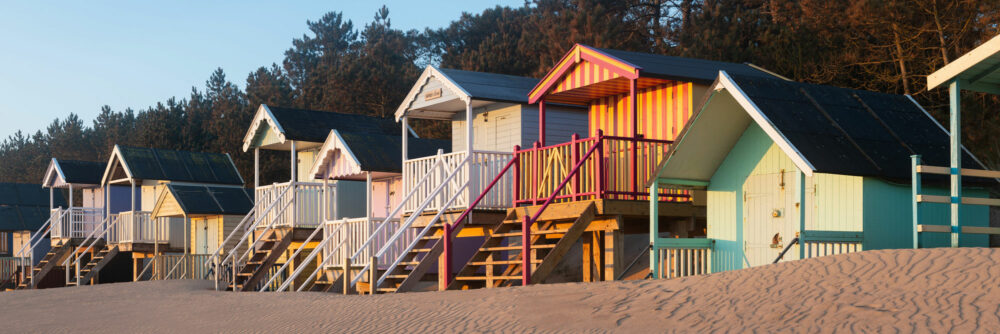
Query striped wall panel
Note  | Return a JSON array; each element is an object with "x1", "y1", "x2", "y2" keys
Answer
[
  {"x1": 588, "y1": 81, "x2": 692, "y2": 141},
  {"x1": 552, "y1": 60, "x2": 621, "y2": 94}
]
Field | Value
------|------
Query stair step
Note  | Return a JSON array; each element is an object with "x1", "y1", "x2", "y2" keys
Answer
[
  {"x1": 409, "y1": 248, "x2": 432, "y2": 253},
  {"x1": 469, "y1": 260, "x2": 543, "y2": 266},
  {"x1": 395, "y1": 261, "x2": 420, "y2": 267},
  {"x1": 377, "y1": 287, "x2": 397, "y2": 293},
  {"x1": 420, "y1": 235, "x2": 443, "y2": 240},
  {"x1": 480, "y1": 244, "x2": 556, "y2": 252},
  {"x1": 492, "y1": 229, "x2": 569, "y2": 238},
  {"x1": 385, "y1": 275, "x2": 408, "y2": 280},
  {"x1": 237, "y1": 272, "x2": 254, "y2": 277},
  {"x1": 455, "y1": 275, "x2": 521, "y2": 281}
]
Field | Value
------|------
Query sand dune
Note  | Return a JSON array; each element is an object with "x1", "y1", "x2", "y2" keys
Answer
[{"x1": 1, "y1": 248, "x2": 998, "y2": 333}]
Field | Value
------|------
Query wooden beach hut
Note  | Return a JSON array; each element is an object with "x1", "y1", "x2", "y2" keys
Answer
[
  {"x1": 647, "y1": 72, "x2": 991, "y2": 278},
  {"x1": 340, "y1": 66, "x2": 589, "y2": 294},
  {"x1": 212, "y1": 105, "x2": 396, "y2": 292},
  {"x1": 267, "y1": 130, "x2": 450, "y2": 293},
  {"x1": 427, "y1": 45, "x2": 781, "y2": 290},
  {"x1": 148, "y1": 184, "x2": 252, "y2": 281},
  {"x1": 60, "y1": 145, "x2": 248, "y2": 287},
  {"x1": 918, "y1": 34, "x2": 1000, "y2": 247},
  {"x1": 0, "y1": 183, "x2": 66, "y2": 289}
]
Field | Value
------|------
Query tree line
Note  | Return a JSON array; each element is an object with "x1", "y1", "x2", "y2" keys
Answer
[{"x1": 2, "y1": 1, "x2": 999, "y2": 186}]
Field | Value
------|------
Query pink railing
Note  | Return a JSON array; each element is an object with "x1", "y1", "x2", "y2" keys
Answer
[{"x1": 514, "y1": 131, "x2": 687, "y2": 205}]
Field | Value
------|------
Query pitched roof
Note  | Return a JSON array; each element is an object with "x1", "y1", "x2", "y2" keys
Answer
[
  {"x1": 310, "y1": 130, "x2": 451, "y2": 180},
  {"x1": 0, "y1": 183, "x2": 65, "y2": 231},
  {"x1": 109, "y1": 146, "x2": 244, "y2": 185},
  {"x1": 52, "y1": 159, "x2": 105, "y2": 185},
  {"x1": 162, "y1": 184, "x2": 253, "y2": 216},
  {"x1": 595, "y1": 47, "x2": 774, "y2": 84},
  {"x1": 655, "y1": 72, "x2": 986, "y2": 184},
  {"x1": 436, "y1": 68, "x2": 540, "y2": 103},
  {"x1": 266, "y1": 106, "x2": 400, "y2": 143}
]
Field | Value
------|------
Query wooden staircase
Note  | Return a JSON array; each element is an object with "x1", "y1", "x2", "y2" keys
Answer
[
  {"x1": 449, "y1": 202, "x2": 596, "y2": 289},
  {"x1": 16, "y1": 241, "x2": 73, "y2": 290},
  {"x1": 68, "y1": 245, "x2": 120, "y2": 286},
  {"x1": 368, "y1": 223, "x2": 448, "y2": 294},
  {"x1": 230, "y1": 229, "x2": 293, "y2": 292}
]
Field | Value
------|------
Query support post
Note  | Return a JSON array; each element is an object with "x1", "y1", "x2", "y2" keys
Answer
[
  {"x1": 649, "y1": 180, "x2": 659, "y2": 279},
  {"x1": 254, "y1": 148, "x2": 260, "y2": 188},
  {"x1": 596, "y1": 130, "x2": 605, "y2": 200},
  {"x1": 369, "y1": 256, "x2": 378, "y2": 295},
  {"x1": 522, "y1": 216, "x2": 531, "y2": 286},
  {"x1": 466, "y1": 101, "x2": 473, "y2": 153},
  {"x1": 912, "y1": 154, "x2": 921, "y2": 249},
  {"x1": 290, "y1": 140, "x2": 298, "y2": 182},
  {"x1": 948, "y1": 80, "x2": 961, "y2": 248},
  {"x1": 532, "y1": 141, "x2": 540, "y2": 206},
  {"x1": 342, "y1": 255, "x2": 351, "y2": 295},
  {"x1": 538, "y1": 99, "x2": 546, "y2": 146},
  {"x1": 440, "y1": 222, "x2": 451, "y2": 291},
  {"x1": 402, "y1": 116, "x2": 409, "y2": 194},
  {"x1": 571, "y1": 133, "x2": 580, "y2": 201},
  {"x1": 513, "y1": 145, "x2": 521, "y2": 205},
  {"x1": 366, "y1": 172, "x2": 372, "y2": 221},
  {"x1": 630, "y1": 79, "x2": 638, "y2": 198}
]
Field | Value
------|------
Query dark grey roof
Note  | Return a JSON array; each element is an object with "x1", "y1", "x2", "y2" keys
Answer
[
  {"x1": 0, "y1": 183, "x2": 65, "y2": 207},
  {"x1": 338, "y1": 132, "x2": 451, "y2": 173},
  {"x1": 728, "y1": 74, "x2": 983, "y2": 181},
  {"x1": 56, "y1": 159, "x2": 105, "y2": 185},
  {"x1": 117, "y1": 146, "x2": 243, "y2": 185},
  {"x1": 164, "y1": 184, "x2": 253, "y2": 216},
  {"x1": 595, "y1": 47, "x2": 774, "y2": 84},
  {"x1": 438, "y1": 68, "x2": 540, "y2": 103},
  {"x1": 0, "y1": 183, "x2": 65, "y2": 231},
  {"x1": 267, "y1": 106, "x2": 400, "y2": 143}
]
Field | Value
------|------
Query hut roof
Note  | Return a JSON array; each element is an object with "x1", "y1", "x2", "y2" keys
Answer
[
  {"x1": 0, "y1": 183, "x2": 65, "y2": 231},
  {"x1": 43, "y1": 159, "x2": 105, "y2": 187},
  {"x1": 310, "y1": 130, "x2": 451, "y2": 181},
  {"x1": 243, "y1": 104, "x2": 401, "y2": 151},
  {"x1": 158, "y1": 184, "x2": 253, "y2": 216},
  {"x1": 103, "y1": 146, "x2": 244, "y2": 186},
  {"x1": 654, "y1": 72, "x2": 986, "y2": 184},
  {"x1": 436, "y1": 68, "x2": 539, "y2": 103},
  {"x1": 595, "y1": 47, "x2": 773, "y2": 84}
]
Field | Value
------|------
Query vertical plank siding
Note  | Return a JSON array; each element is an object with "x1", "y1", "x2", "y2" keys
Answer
[{"x1": 588, "y1": 81, "x2": 692, "y2": 141}]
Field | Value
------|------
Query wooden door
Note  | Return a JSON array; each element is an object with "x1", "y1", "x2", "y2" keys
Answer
[{"x1": 742, "y1": 171, "x2": 798, "y2": 267}]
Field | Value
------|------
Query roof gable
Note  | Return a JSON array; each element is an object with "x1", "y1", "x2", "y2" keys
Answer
[
  {"x1": 395, "y1": 66, "x2": 541, "y2": 121},
  {"x1": 44, "y1": 159, "x2": 105, "y2": 187},
  {"x1": 153, "y1": 184, "x2": 253, "y2": 217},
  {"x1": 243, "y1": 104, "x2": 399, "y2": 151},
  {"x1": 102, "y1": 145, "x2": 244, "y2": 185},
  {"x1": 310, "y1": 130, "x2": 451, "y2": 180}
]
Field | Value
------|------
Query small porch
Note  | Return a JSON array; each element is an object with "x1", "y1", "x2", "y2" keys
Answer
[
  {"x1": 106, "y1": 210, "x2": 178, "y2": 252},
  {"x1": 402, "y1": 150, "x2": 514, "y2": 213},
  {"x1": 254, "y1": 181, "x2": 336, "y2": 229},
  {"x1": 50, "y1": 207, "x2": 104, "y2": 240}
]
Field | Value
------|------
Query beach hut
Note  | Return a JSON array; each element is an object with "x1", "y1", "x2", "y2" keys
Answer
[
  {"x1": 918, "y1": 34, "x2": 1000, "y2": 247},
  {"x1": 341, "y1": 66, "x2": 590, "y2": 294},
  {"x1": 647, "y1": 72, "x2": 991, "y2": 278},
  {"x1": 0, "y1": 183, "x2": 66, "y2": 289},
  {"x1": 148, "y1": 184, "x2": 252, "y2": 281},
  {"x1": 423, "y1": 45, "x2": 779, "y2": 290},
  {"x1": 213, "y1": 105, "x2": 394, "y2": 292},
  {"x1": 260, "y1": 130, "x2": 450, "y2": 293},
  {"x1": 58, "y1": 145, "x2": 248, "y2": 287},
  {"x1": 41, "y1": 159, "x2": 108, "y2": 242}
]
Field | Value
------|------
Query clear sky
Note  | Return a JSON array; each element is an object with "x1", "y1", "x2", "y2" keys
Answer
[{"x1": 0, "y1": 0, "x2": 522, "y2": 139}]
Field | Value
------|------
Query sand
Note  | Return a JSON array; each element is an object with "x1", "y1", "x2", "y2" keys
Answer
[{"x1": 1, "y1": 248, "x2": 999, "y2": 333}]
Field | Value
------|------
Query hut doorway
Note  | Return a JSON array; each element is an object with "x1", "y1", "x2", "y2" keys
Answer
[
  {"x1": 192, "y1": 217, "x2": 220, "y2": 255},
  {"x1": 743, "y1": 171, "x2": 799, "y2": 267}
]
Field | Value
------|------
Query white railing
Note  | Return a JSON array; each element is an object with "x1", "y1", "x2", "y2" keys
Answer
[
  {"x1": 403, "y1": 150, "x2": 513, "y2": 212},
  {"x1": 50, "y1": 207, "x2": 104, "y2": 239},
  {"x1": 803, "y1": 241, "x2": 862, "y2": 258},
  {"x1": 107, "y1": 211, "x2": 167, "y2": 244},
  {"x1": 323, "y1": 217, "x2": 410, "y2": 270},
  {"x1": 255, "y1": 181, "x2": 336, "y2": 228},
  {"x1": 16, "y1": 215, "x2": 55, "y2": 288},
  {"x1": 656, "y1": 247, "x2": 712, "y2": 279}
]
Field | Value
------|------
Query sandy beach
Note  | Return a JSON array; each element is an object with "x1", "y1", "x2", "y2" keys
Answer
[{"x1": 1, "y1": 248, "x2": 998, "y2": 333}]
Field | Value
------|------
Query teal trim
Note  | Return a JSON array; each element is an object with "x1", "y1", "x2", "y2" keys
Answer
[
  {"x1": 949, "y1": 80, "x2": 961, "y2": 248},
  {"x1": 801, "y1": 230, "x2": 863, "y2": 243},
  {"x1": 649, "y1": 181, "x2": 659, "y2": 279},
  {"x1": 655, "y1": 238, "x2": 714, "y2": 249},
  {"x1": 911, "y1": 155, "x2": 921, "y2": 249},
  {"x1": 657, "y1": 178, "x2": 709, "y2": 187}
]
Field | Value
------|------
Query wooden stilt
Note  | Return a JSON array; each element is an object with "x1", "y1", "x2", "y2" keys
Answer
[
  {"x1": 582, "y1": 235, "x2": 593, "y2": 282},
  {"x1": 604, "y1": 228, "x2": 623, "y2": 281}
]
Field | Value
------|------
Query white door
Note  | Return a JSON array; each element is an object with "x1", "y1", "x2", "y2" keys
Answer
[{"x1": 743, "y1": 171, "x2": 799, "y2": 267}]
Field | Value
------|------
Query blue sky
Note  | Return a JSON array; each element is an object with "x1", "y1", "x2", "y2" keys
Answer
[{"x1": 0, "y1": 1, "x2": 522, "y2": 139}]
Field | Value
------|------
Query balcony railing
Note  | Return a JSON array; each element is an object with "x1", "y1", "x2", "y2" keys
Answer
[
  {"x1": 107, "y1": 211, "x2": 169, "y2": 244},
  {"x1": 323, "y1": 217, "x2": 411, "y2": 270},
  {"x1": 50, "y1": 207, "x2": 104, "y2": 239},
  {"x1": 516, "y1": 133, "x2": 687, "y2": 205},
  {"x1": 255, "y1": 181, "x2": 336, "y2": 228},
  {"x1": 652, "y1": 238, "x2": 714, "y2": 279},
  {"x1": 402, "y1": 150, "x2": 514, "y2": 213}
]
